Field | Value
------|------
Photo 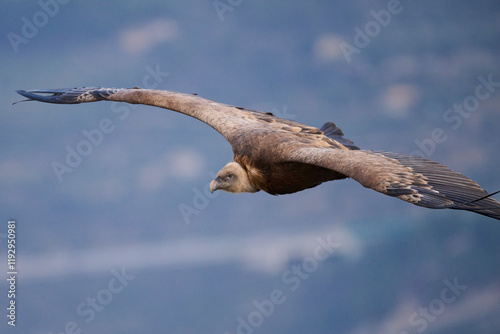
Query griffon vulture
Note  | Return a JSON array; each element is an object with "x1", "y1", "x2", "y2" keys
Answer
[{"x1": 16, "y1": 87, "x2": 500, "y2": 220}]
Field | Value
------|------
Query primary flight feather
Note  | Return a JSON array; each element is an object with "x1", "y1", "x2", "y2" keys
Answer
[{"x1": 16, "y1": 87, "x2": 500, "y2": 220}]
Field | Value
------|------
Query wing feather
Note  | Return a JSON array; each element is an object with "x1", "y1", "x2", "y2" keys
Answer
[
  {"x1": 289, "y1": 147, "x2": 500, "y2": 220},
  {"x1": 320, "y1": 122, "x2": 359, "y2": 150},
  {"x1": 17, "y1": 87, "x2": 258, "y2": 141},
  {"x1": 16, "y1": 87, "x2": 332, "y2": 147}
]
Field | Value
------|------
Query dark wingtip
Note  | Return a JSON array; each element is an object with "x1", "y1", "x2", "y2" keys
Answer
[
  {"x1": 469, "y1": 190, "x2": 500, "y2": 204},
  {"x1": 13, "y1": 90, "x2": 32, "y2": 104},
  {"x1": 15, "y1": 88, "x2": 64, "y2": 104},
  {"x1": 451, "y1": 190, "x2": 500, "y2": 221},
  {"x1": 14, "y1": 88, "x2": 87, "y2": 104},
  {"x1": 15, "y1": 90, "x2": 30, "y2": 99}
]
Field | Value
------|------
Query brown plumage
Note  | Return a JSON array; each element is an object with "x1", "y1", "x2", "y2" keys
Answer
[{"x1": 16, "y1": 87, "x2": 500, "y2": 220}]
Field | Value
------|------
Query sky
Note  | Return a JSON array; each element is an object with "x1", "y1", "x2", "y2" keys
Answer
[{"x1": 1, "y1": 1, "x2": 500, "y2": 333}]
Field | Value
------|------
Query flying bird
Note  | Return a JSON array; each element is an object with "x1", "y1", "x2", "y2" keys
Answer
[{"x1": 16, "y1": 87, "x2": 500, "y2": 220}]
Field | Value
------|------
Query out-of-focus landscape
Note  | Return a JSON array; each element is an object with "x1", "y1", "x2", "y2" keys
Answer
[{"x1": 1, "y1": 1, "x2": 500, "y2": 333}]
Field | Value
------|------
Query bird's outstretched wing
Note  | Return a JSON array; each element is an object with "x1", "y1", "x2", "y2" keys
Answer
[
  {"x1": 288, "y1": 147, "x2": 500, "y2": 220},
  {"x1": 16, "y1": 87, "x2": 349, "y2": 148}
]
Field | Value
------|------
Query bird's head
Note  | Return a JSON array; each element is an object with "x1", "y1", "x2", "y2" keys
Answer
[{"x1": 210, "y1": 162, "x2": 259, "y2": 194}]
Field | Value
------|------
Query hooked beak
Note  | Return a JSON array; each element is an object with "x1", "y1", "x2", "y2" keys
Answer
[{"x1": 210, "y1": 176, "x2": 223, "y2": 193}]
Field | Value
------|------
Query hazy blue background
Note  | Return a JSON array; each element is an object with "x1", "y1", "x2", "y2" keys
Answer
[{"x1": 1, "y1": 0, "x2": 500, "y2": 333}]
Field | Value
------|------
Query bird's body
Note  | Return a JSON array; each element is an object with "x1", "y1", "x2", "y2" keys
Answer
[{"x1": 16, "y1": 87, "x2": 500, "y2": 220}]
